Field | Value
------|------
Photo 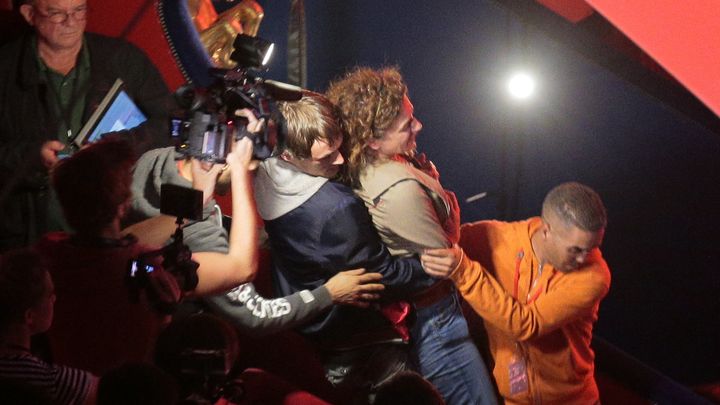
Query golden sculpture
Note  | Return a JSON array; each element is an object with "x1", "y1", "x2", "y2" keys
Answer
[{"x1": 187, "y1": 0, "x2": 264, "y2": 68}]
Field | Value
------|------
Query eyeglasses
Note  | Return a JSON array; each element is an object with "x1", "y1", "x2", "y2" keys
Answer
[{"x1": 34, "y1": 6, "x2": 88, "y2": 24}]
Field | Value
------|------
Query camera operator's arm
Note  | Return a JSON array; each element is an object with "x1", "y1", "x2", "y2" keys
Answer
[
  {"x1": 121, "y1": 215, "x2": 178, "y2": 247},
  {"x1": 190, "y1": 137, "x2": 258, "y2": 296}
]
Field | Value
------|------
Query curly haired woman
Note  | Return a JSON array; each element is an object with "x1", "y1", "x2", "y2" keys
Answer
[{"x1": 327, "y1": 67, "x2": 497, "y2": 405}]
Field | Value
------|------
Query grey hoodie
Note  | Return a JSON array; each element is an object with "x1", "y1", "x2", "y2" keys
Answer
[{"x1": 128, "y1": 147, "x2": 332, "y2": 335}]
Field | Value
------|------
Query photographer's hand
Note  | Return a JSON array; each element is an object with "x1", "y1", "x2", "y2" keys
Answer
[
  {"x1": 235, "y1": 108, "x2": 266, "y2": 134},
  {"x1": 325, "y1": 269, "x2": 385, "y2": 308},
  {"x1": 190, "y1": 158, "x2": 223, "y2": 206},
  {"x1": 226, "y1": 136, "x2": 254, "y2": 170},
  {"x1": 146, "y1": 263, "x2": 182, "y2": 312}
]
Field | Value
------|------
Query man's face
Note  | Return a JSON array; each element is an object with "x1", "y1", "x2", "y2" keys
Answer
[
  {"x1": 369, "y1": 95, "x2": 423, "y2": 158},
  {"x1": 542, "y1": 215, "x2": 604, "y2": 273},
  {"x1": 21, "y1": 0, "x2": 87, "y2": 52},
  {"x1": 283, "y1": 135, "x2": 345, "y2": 178}
]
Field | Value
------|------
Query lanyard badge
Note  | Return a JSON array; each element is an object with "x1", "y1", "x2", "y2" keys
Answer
[{"x1": 508, "y1": 345, "x2": 529, "y2": 395}]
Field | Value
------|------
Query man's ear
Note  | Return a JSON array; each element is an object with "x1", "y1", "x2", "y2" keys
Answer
[
  {"x1": 19, "y1": 4, "x2": 35, "y2": 26},
  {"x1": 279, "y1": 151, "x2": 292, "y2": 162},
  {"x1": 539, "y1": 218, "x2": 550, "y2": 239},
  {"x1": 24, "y1": 307, "x2": 35, "y2": 328}
]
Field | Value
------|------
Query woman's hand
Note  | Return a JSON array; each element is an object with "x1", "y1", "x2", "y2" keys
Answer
[{"x1": 414, "y1": 152, "x2": 440, "y2": 180}]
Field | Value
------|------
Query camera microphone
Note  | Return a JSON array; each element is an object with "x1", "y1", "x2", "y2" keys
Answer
[{"x1": 261, "y1": 80, "x2": 303, "y2": 102}]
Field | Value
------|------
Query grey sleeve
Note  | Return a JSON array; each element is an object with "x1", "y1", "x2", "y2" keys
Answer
[{"x1": 204, "y1": 282, "x2": 334, "y2": 336}]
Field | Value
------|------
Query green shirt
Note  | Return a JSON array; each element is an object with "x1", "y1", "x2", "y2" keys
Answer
[
  {"x1": 35, "y1": 36, "x2": 91, "y2": 150},
  {"x1": 33, "y1": 37, "x2": 89, "y2": 233}
]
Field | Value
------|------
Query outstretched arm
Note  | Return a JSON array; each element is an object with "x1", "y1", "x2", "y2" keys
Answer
[
  {"x1": 422, "y1": 246, "x2": 610, "y2": 340},
  {"x1": 190, "y1": 136, "x2": 258, "y2": 295},
  {"x1": 319, "y1": 197, "x2": 435, "y2": 298}
]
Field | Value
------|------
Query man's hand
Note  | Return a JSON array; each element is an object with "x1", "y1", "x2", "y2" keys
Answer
[
  {"x1": 325, "y1": 269, "x2": 385, "y2": 308},
  {"x1": 146, "y1": 265, "x2": 183, "y2": 312},
  {"x1": 190, "y1": 158, "x2": 223, "y2": 205},
  {"x1": 234, "y1": 108, "x2": 266, "y2": 134},
  {"x1": 40, "y1": 140, "x2": 66, "y2": 168},
  {"x1": 225, "y1": 137, "x2": 254, "y2": 171},
  {"x1": 421, "y1": 245, "x2": 464, "y2": 278}
]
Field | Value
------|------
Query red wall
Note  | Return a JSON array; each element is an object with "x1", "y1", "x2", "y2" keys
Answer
[
  {"x1": 585, "y1": 0, "x2": 720, "y2": 117},
  {"x1": 86, "y1": 0, "x2": 187, "y2": 91}
]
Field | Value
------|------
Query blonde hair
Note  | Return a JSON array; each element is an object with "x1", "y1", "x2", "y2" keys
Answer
[
  {"x1": 275, "y1": 91, "x2": 342, "y2": 159},
  {"x1": 326, "y1": 66, "x2": 407, "y2": 187}
]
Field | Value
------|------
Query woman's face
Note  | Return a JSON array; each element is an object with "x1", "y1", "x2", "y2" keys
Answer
[{"x1": 369, "y1": 95, "x2": 423, "y2": 159}]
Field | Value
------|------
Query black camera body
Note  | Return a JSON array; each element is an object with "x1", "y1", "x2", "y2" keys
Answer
[
  {"x1": 171, "y1": 42, "x2": 302, "y2": 163},
  {"x1": 126, "y1": 184, "x2": 203, "y2": 305}
]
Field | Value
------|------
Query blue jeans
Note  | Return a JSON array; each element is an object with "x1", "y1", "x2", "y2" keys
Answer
[{"x1": 410, "y1": 291, "x2": 498, "y2": 405}]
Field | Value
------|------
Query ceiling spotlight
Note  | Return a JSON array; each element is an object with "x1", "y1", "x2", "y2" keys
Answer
[{"x1": 507, "y1": 72, "x2": 536, "y2": 100}]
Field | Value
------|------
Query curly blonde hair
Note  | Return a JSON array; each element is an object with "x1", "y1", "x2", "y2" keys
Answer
[{"x1": 326, "y1": 67, "x2": 407, "y2": 187}]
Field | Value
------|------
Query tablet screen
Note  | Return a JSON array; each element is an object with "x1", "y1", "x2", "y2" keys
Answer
[{"x1": 85, "y1": 90, "x2": 147, "y2": 143}]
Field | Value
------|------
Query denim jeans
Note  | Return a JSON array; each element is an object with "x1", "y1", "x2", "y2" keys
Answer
[{"x1": 410, "y1": 291, "x2": 498, "y2": 405}]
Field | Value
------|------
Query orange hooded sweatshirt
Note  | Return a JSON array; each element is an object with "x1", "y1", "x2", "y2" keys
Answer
[{"x1": 453, "y1": 218, "x2": 610, "y2": 404}]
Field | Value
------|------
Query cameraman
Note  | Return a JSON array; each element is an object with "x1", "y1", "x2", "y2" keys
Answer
[
  {"x1": 127, "y1": 109, "x2": 385, "y2": 335},
  {"x1": 34, "y1": 134, "x2": 257, "y2": 375}
]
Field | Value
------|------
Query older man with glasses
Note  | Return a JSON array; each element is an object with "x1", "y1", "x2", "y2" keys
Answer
[{"x1": 0, "y1": 0, "x2": 174, "y2": 252}]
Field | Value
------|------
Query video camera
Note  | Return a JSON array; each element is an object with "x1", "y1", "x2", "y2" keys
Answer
[
  {"x1": 176, "y1": 348, "x2": 245, "y2": 405},
  {"x1": 171, "y1": 33, "x2": 302, "y2": 163},
  {"x1": 127, "y1": 184, "x2": 203, "y2": 307}
]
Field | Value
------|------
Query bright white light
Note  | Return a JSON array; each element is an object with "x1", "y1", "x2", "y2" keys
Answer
[
  {"x1": 507, "y1": 72, "x2": 536, "y2": 100},
  {"x1": 262, "y1": 43, "x2": 275, "y2": 66}
]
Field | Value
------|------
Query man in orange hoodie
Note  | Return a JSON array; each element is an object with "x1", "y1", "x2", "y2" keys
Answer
[{"x1": 422, "y1": 182, "x2": 611, "y2": 404}]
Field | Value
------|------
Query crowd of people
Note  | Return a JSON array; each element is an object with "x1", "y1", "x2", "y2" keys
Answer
[{"x1": 0, "y1": 0, "x2": 612, "y2": 404}]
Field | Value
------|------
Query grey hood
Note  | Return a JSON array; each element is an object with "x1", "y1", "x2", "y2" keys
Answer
[
  {"x1": 127, "y1": 147, "x2": 227, "y2": 253},
  {"x1": 254, "y1": 157, "x2": 328, "y2": 220}
]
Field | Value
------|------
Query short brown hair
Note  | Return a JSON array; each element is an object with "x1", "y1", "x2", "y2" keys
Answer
[
  {"x1": 52, "y1": 139, "x2": 136, "y2": 235},
  {"x1": 275, "y1": 91, "x2": 342, "y2": 159},
  {"x1": 326, "y1": 66, "x2": 407, "y2": 187},
  {"x1": 542, "y1": 182, "x2": 607, "y2": 232}
]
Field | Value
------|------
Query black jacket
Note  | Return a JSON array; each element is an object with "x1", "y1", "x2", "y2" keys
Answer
[
  {"x1": 0, "y1": 33, "x2": 174, "y2": 250},
  {"x1": 264, "y1": 181, "x2": 436, "y2": 348}
]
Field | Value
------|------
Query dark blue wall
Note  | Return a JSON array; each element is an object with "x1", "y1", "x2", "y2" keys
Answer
[{"x1": 257, "y1": 0, "x2": 720, "y2": 385}]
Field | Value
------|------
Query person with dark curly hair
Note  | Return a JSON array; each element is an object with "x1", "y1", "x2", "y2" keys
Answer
[
  {"x1": 327, "y1": 67, "x2": 497, "y2": 405},
  {"x1": 35, "y1": 135, "x2": 258, "y2": 374}
]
